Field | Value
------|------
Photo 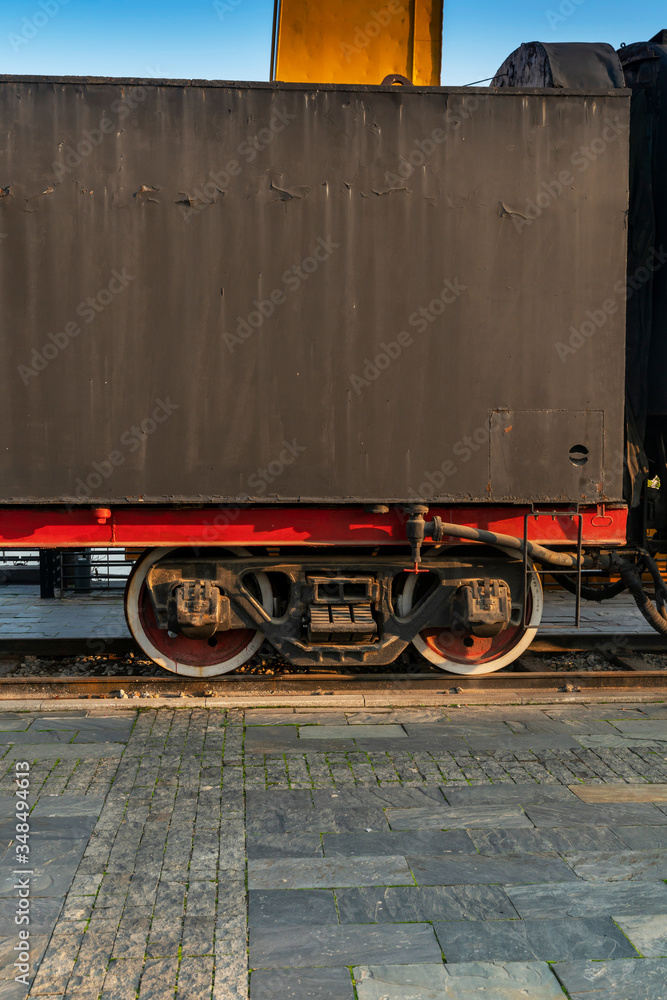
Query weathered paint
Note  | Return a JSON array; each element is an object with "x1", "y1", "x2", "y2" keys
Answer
[{"x1": 0, "y1": 78, "x2": 629, "y2": 505}]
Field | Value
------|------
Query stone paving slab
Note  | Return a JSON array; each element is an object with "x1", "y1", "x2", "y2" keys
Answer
[
  {"x1": 250, "y1": 967, "x2": 355, "y2": 1000},
  {"x1": 386, "y1": 805, "x2": 533, "y2": 830},
  {"x1": 571, "y1": 783, "x2": 667, "y2": 802},
  {"x1": 467, "y1": 825, "x2": 628, "y2": 855},
  {"x1": 247, "y1": 832, "x2": 324, "y2": 858},
  {"x1": 433, "y1": 916, "x2": 638, "y2": 963},
  {"x1": 506, "y1": 880, "x2": 667, "y2": 917},
  {"x1": 249, "y1": 922, "x2": 443, "y2": 968},
  {"x1": 249, "y1": 889, "x2": 339, "y2": 927},
  {"x1": 612, "y1": 825, "x2": 667, "y2": 850},
  {"x1": 614, "y1": 914, "x2": 667, "y2": 957},
  {"x1": 441, "y1": 784, "x2": 577, "y2": 806},
  {"x1": 299, "y1": 725, "x2": 408, "y2": 739},
  {"x1": 0, "y1": 720, "x2": 32, "y2": 732},
  {"x1": 247, "y1": 855, "x2": 415, "y2": 889},
  {"x1": 312, "y1": 787, "x2": 446, "y2": 809},
  {"x1": 407, "y1": 851, "x2": 579, "y2": 886},
  {"x1": 564, "y1": 848, "x2": 667, "y2": 882},
  {"x1": 246, "y1": 803, "x2": 390, "y2": 835},
  {"x1": 523, "y1": 801, "x2": 667, "y2": 827},
  {"x1": 554, "y1": 956, "x2": 667, "y2": 998},
  {"x1": 613, "y1": 720, "x2": 667, "y2": 738},
  {"x1": 0, "y1": 743, "x2": 126, "y2": 760},
  {"x1": 31, "y1": 795, "x2": 105, "y2": 818},
  {"x1": 576, "y1": 734, "x2": 667, "y2": 748},
  {"x1": 322, "y1": 829, "x2": 476, "y2": 857},
  {"x1": 335, "y1": 886, "x2": 520, "y2": 923},
  {"x1": 353, "y1": 961, "x2": 567, "y2": 1000}
]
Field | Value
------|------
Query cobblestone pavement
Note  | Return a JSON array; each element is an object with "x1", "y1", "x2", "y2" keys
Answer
[{"x1": 0, "y1": 703, "x2": 667, "y2": 998}]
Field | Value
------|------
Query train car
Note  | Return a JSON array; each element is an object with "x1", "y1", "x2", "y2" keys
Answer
[{"x1": 0, "y1": 20, "x2": 665, "y2": 677}]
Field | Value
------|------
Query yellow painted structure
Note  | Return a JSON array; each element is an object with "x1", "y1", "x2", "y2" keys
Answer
[{"x1": 273, "y1": 0, "x2": 443, "y2": 86}]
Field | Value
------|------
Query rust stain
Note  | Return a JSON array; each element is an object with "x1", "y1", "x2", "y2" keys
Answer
[{"x1": 134, "y1": 184, "x2": 160, "y2": 197}]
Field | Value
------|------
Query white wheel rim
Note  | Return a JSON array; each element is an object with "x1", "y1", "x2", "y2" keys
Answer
[
  {"x1": 125, "y1": 547, "x2": 272, "y2": 678},
  {"x1": 398, "y1": 548, "x2": 543, "y2": 675}
]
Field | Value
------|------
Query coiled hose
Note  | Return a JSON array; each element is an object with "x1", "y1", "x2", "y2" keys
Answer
[
  {"x1": 429, "y1": 518, "x2": 667, "y2": 636},
  {"x1": 618, "y1": 556, "x2": 667, "y2": 635}
]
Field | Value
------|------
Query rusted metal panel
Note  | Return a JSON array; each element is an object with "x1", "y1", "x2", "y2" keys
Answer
[{"x1": 0, "y1": 78, "x2": 629, "y2": 505}]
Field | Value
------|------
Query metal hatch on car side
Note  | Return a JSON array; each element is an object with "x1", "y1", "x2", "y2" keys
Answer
[{"x1": 489, "y1": 409, "x2": 604, "y2": 502}]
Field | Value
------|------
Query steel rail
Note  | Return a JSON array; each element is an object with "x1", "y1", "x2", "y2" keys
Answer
[{"x1": 0, "y1": 671, "x2": 666, "y2": 699}]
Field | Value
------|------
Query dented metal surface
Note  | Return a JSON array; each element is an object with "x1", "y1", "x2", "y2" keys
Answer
[{"x1": 0, "y1": 78, "x2": 629, "y2": 504}]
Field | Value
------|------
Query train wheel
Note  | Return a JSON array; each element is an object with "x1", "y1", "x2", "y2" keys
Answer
[
  {"x1": 125, "y1": 548, "x2": 273, "y2": 677},
  {"x1": 398, "y1": 555, "x2": 543, "y2": 675}
]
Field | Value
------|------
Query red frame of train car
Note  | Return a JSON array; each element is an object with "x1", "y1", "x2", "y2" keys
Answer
[{"x1": 0, "y1": 504, "x2": 628, "y2": 549}]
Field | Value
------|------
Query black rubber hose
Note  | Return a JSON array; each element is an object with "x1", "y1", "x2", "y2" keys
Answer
[
  {"x1": 428, "y1": 520, "x2": 595, "y2": 569},
  {"x1": 429, "y1": 518, "x2": 667, "y2": 636},
  {"x1": 636, "y1": 550, "x2": 667, "y2": 620},
  {"x1": 619, "y1": 560, "x2": 667, "y2": 636},
  {"x1": 428, "y1": 518, "x2": 667, "y2": 635},
  {"x1": 553, "y1": 574, "x2": 627, "y2": 602}
]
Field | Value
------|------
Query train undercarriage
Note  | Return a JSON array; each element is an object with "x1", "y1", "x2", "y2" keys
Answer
[
  {"x1": 125, "y1": 543, "x2": 544, "y2": 677},
  {"x1": 2, "y1": 502, "x2": 664, "y2": 677}
]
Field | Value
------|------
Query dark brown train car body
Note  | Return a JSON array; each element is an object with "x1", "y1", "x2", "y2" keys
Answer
[{"x1": 0, "y1": 78, "x2": 629, "y2": 506}]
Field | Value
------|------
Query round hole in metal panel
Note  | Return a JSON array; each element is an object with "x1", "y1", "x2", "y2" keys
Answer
[{"x1": 569, "y1": 445, "x2": 589, "y2": 466}]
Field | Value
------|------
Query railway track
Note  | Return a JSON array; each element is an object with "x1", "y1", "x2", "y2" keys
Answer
[
  {"x1": 1, "y1": 660, "x2": 667, "y2": 701},
  {"x1": 0, "y1": 671, "x2": 667, "y2": 708},
  {"x1": 1, "y1": 640, "x2": 667, "y2": 702}
]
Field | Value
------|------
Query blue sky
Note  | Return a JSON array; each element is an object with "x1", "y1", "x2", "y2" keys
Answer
[{"x1": 1, "y1": 0, "x2": 665, "y2": 85}]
